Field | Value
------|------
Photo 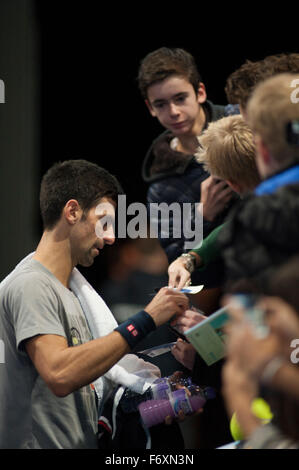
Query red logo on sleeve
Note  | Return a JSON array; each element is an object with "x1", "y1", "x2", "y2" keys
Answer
[{"x1": 126, "y1": 324, "x2": 139, "y2": 336}]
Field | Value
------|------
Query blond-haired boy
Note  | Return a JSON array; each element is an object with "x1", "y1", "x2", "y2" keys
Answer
[{"x1": 168, "y1": 114, "x2": 260, "y2": 289}]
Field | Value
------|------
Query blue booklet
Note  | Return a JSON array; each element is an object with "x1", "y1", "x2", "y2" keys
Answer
[
  {"x1": 184, "y1": 296, "x2": 269, "y2": 366},
  {"x1": 184, "y1": 306, "x2": 230, "y2": 366}
]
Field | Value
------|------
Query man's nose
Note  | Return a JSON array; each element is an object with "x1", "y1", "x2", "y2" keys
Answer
[
  {"x1": 104, "y1": 226, "x2": 115, "y2": 245},
  {"x1": 168, "y1": 102, "x2": 180, "y2": 117}
]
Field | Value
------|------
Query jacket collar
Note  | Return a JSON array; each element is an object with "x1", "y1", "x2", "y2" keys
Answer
[{"x1": 255, "y1": 163, "x2": 299, "y2": 196}]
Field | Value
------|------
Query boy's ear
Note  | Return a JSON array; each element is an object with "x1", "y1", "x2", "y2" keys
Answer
[
  {"x1": 197, "y1": 82, "x2": 207, "y2": 104},
  {"x1": 145, "y1": 99, "x2": 157, "y2": 117}
]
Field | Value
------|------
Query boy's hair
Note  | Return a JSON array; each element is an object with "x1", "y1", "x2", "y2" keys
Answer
[
  {"x1": 137, "y1": 47, "x2": 202, "y2": 99},
  {"x1": 247, "y1": 73, "x2": 299, "y2": 165},
  {"x1": 40, "y1": 159, "x2": 123, "y2": 230},
  {"x1": 195, "y1": 115, "x2": 260, "y2": 190},
  {"x1": 225, "y1": 60, "x2": 264, "y2": 110},
  {"x1": 225, "y1": 53, "x2": 299, "y2": 110}
]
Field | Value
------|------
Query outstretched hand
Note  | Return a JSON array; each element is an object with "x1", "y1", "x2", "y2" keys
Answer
[
  {"x1": 144, "y1": 287, "x2": 189, "y2": 327},
  {"x1": 168, "y1": 258, "x2": 192, "y2": 290},
  {"x1": 171, "y1": 308, "x2": 207, "y2": 332},
  {"x1": 171, "y1": 339, "x2": 196, "y2": 370}
]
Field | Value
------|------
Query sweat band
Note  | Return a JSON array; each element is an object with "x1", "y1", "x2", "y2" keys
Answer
[{"x1": 114, "y1": 310, "x2": 156, "y2": 349}]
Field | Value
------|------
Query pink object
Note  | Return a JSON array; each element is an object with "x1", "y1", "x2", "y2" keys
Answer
[{"x1": 138, "y1": 388, "x2": 206, "y2": 428}]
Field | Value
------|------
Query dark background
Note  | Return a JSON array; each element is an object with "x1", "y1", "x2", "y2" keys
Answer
[{"x1": 0, "y1": 0, "x2": 298, "y2": 284}]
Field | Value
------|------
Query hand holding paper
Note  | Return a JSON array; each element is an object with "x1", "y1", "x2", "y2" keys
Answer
[
  {"x1": 171, "y1": 339, "x2": 197, "y2": 370},
  {"x1": 168, "y1": 256, "x2": 191, "y2": 290},
  {"x1": 171, "y1": 307, "x2": 207, "y2": 332}
]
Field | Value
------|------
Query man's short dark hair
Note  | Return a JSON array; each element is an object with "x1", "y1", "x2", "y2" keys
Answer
[
  {"x1": 225, "y1": 53, "x2": 299, "y2": 110},
  {"x1": 224, "y1": 60, "x2": 263, "y2": 109},
  {"x1": 40, "y1": 159, "x2": 123, "y2": 230},
  {"x1": 137, "y1": 47, "x2": 202, "y2": 99}
]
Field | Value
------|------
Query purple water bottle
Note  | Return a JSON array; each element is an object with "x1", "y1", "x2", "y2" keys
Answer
[
  {"x1": 150, "y1": 377, "x2": 172, "y2": 399},
  {"x1": 138, "y1": 386, "x2": 211, "y2": 428},
  {"x1": 120, "y1": 376, "x2": 194, "y2": 413}
]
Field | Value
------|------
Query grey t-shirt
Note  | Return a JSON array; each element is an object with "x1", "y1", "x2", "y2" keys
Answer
[{"x1": 0, "y1": 258, "x2": 98, "y2": 449}]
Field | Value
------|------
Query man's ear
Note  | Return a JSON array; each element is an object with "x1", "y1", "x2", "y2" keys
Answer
[
  {"x1": 258, "y1": 138, "x2": 271, "y2": 165},
  {"x1": 197, "y1": 82, "x2": 207, "y2": 104},
  {"x1": 145, "y1": 99, "x2": 157, "y2": 117},
  {"x1": 255, "y1": 134, "x2": 272, "y2": 167},
  {"x1": 253, "y1": 133, "x2": 274, "y2": 178},
  {"x1": 63, "y1": 199, "x2": 82, "y2": 225}
]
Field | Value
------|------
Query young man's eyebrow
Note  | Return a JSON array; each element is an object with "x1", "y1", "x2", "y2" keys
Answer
[
  {"x1": 152, "y1": 98, "x2": 167, "y2": 106},
  {"x1": 174, "y1": 92, "x2": 188, "y2": 97},
  {"x1": 152, "y1": 92, "x2": 188, "y2": 107}
]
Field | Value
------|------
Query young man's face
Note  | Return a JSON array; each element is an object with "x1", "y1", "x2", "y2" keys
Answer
[
  {"x1": 73, "y1": 197, "x2": 116, "y2": 267},
  {"x1": 146, "y1": 75, "x2": 207, "y2": 136}
]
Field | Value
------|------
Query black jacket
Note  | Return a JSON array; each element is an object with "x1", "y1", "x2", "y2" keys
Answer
[
  {"x1": 142, "y1": 101, "x2": 239, "y2": 288},
  {"x1": 218, "y1": 182, "x2": 299, "y2": 290}
]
